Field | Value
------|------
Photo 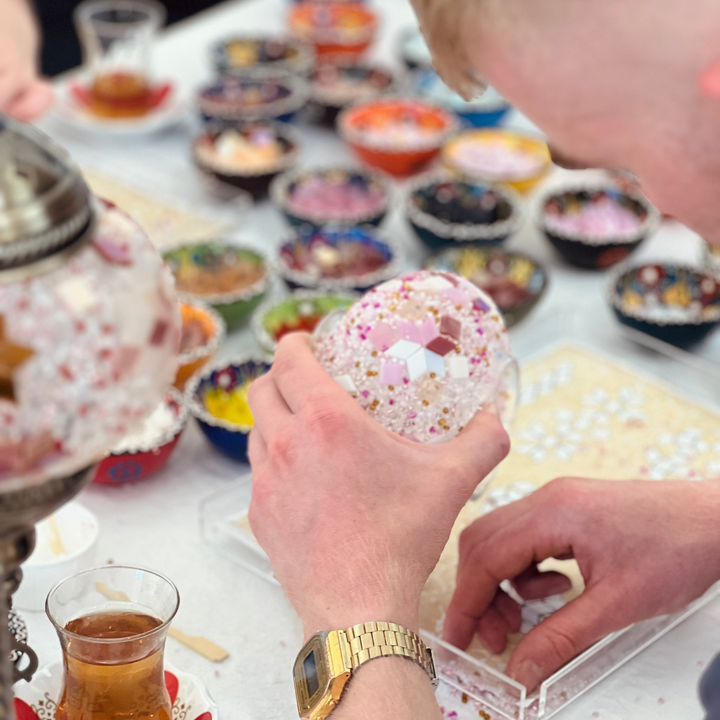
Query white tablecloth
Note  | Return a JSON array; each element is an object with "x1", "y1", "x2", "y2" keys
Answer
[{"x1": 22, "y1": 0, "x2": 720, "y2": 717}]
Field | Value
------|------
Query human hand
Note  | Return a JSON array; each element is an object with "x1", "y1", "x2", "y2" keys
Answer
[
  {"x1": 0, "y1": 0, "x2": 54, "y2": 121},
  {"x1": 247, "y1": 332, "x2": 510, "y2": 639},
  {"x1": 444, "y1": 478, "x2": 720, "y2": 690}
]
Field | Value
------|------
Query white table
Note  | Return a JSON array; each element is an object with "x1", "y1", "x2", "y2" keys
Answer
[{"x1": 23, "y1": 0, "x2": 720, "y2": 717}]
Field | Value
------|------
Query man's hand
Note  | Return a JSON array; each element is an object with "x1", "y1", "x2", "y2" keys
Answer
[
  {"x1": 247, "y1": 332, "x2": 510, "y2": 639},
  {"x1": 0, "y1": 0, "x2": 53, "y2": 121},
  {"x1": 444, "y1": 478, "x2": 720, "y2": 690}
]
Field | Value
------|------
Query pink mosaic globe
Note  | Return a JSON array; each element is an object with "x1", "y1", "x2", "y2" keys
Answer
[{"x1": 314, "y1": 270, "x2": 515, "y2": 443}]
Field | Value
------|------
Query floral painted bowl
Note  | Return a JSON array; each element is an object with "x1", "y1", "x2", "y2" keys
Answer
[
  {"x1": 406, "y1": 175, "x2": 523, "y2": 250},
  {"x1": 338, "y1": 97, "x2": 458, "y2": 176},
  {"x1": 442, "y1": 128, "x2": 551, "y2": 194},
  {"x1": 198, "y1": 73, "x2": 310, "y2": 124},
  {"x1": 424, "y1": 247, "x2": 548, "y2": 327},
  {"x1": 608, "y1": 263, "x2": 720, "y2": 348},
  {"x1": 410, "y1": 69, "x2": 511, "y2": 128},
  {"x1": 277, "y1": 225, "x2": 400, "y2": 292},
  {"x1": 193, "y1": 121, "x2": 299, "y2": 201},
  {"x1": 539, "y1": 185, "x2": 659, "y2": 269},
  {"x1": 187, "y1": 356, "x2": 272, "y2": 463},
  {"x1": 398, "y1": 28, "x2": 433, "y2": 71},
  {"x1": 92, "y1": 388, "x2": 188, "y2": 485},
  {"x1": 213, "y1": 36, "x2": 314, "y2": 78},
  {"x1": 252, "y1": 290, "x2": 357, "y2": 353},
  {"x1": 163, "y1": 242, "x2": 269, "y2": 330},
  {"x1": 287, "y1": 1, "x2": 378, "y2": 63},
  {"x1": 310, "y1": 63, "x2": 394, "y2": 125},
  {"x1": 271, "y1": 166, "x2": 391, "y2": 228},
  {"x1": 14, "y1": 661, "x2": 217, "y2": 720},
  {"x1": 174, "y1": 298, "x2": 226, "y2": 391}
]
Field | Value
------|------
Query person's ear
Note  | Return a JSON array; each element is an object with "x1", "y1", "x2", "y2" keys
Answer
[{"x1": 699, "y1": 58, "x2": 720, "y2": 97}]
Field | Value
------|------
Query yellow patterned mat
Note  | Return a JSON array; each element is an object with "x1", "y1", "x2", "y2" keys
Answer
[
  {"x1": 420, "y1": 342, "x2": 720, "y2": 670},
  {"x1": 83, "y1": 169, "x2": 229, "y2": 251}
]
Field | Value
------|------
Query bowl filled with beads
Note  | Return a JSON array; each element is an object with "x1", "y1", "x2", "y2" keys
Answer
[
  {"x1": 410, "y1": 69, "x2": 511, "y2": 128},
  {"x1": 93, "y1": 388, "x2": 188, "y2": 485},
  {"x1": 277, "y1": 225, "x2": 400, "y2": 292},
  {"x1": 174, "y1": 298, "x2": 226, "y2": 391},
  {"x1": 310, "y1": 63, "x2": 394, "y2": 125},
  {"x1": 198, "y1": 73, "x2": 310, "y2": 124},
  {"x1": 406, "y1": 175, "x2": 523, "y2": 250},
  {"x1": 213, "y1": 36, "x2": 314, "y2": 78},
  {"x1": 252, "y1": 289, "x2": 357, "y2": 353},
  {"x1": 271, "y1": 166, "x2": 391, "y2": 228},
  {"x1": 163, "y1": 242, "x2": 268, "y2": 329},
  {"x1": 287, "y1": 1, "x2": 378, "y2": 63},
  {"x1": 424, "y1": 247, "x2": 548, "y2": 327},
  {"x1": 338, "y1": 97, "x2": 458, "y2": 176},
  {"x1": 442, "y1": 129, "x2": 551, "y2": 194},
  {"x1": 193, "y1": 121, "x2": 299, "y2": 201},
  {"x1": 539, "y1": 185, "x2": 659, "y2": 269},
  {"x1": 187, "y1": 356, "x2": 272, "y2": 462},
  {"x1": 608, "y1": 263, "x2": 720, "y2": 349}
]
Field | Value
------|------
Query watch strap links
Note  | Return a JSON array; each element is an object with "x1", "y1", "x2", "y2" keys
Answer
[{"x1": 344, "y1": 622, "x2": 439, "y2": 687}]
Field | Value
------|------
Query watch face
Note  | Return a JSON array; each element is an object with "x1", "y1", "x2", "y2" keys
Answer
[{"x1": 294, "y1": 634, "x2": 330, "y2": 714}]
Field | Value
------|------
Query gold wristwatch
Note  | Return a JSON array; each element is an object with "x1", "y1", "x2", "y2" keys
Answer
[{"x1": 293, "y1": 622, "x2": 438, "y2": 719}]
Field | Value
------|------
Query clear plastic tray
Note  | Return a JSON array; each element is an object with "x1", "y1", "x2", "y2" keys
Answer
[{"x1": 199, "y1": 305, "x2": 720, "y2": 719}]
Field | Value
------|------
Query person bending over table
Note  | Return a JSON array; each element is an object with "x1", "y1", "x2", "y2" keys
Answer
[{"x1": 247, "y1": 0, "x2": 720, "y2": 718}]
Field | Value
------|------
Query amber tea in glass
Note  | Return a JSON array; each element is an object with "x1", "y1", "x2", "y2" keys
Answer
[{"x1": 47, "y1": 566, "x2": 179, "y2": 720}]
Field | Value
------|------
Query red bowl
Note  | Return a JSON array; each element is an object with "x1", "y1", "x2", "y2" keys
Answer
[
  {"x1": 92, "y1": 388, "x2": 188, "y2": 486},
  {"x1": 338, "y1": 98, "x2": 457, "y2": 176}
]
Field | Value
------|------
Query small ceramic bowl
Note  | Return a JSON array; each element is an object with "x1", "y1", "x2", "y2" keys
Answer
[
  {"x1": 187, "y1": 356, "x2": 272, "y2": 463},
  {"x1": 198, "y1": 73, "x2": 310, "y2": 124},
  {"x1": 213, "y1": 36, "x2": 315, "y2": 78},
  {"x1": 163, "y1": 242, "x2": 269, "y2": 330},
  {"x1": 252, "y1": 290, "x2": 357, "y2": 353},
  {"x1": 310, "y1": 63, "x2": 394, "y2": 125},
  {"x1": 287, "y1": 1, "x2": 378, "y2": 63},
  {"x1": 277, "y1": 225, "x2": 400, "y2": 292},
  {"x1": 539, "y1": 185, "x2": 659, "y2": 269},
  {"x1": 410, "y1": 69, "x2": 511, "y2": 128},
  {"x1": 193, "y1": 121, "x2": 300, "y2": 201},
  {"x1": 608, "y1": 263, "x2": 720, "y2": 348},
  {"x1": 398, "y1": 28, "x2": 433, "y2": 71},
  {"x1": 338, "y1": 97, "x2": 458, "y2": 176},
  {"x1": 406, "y1": 174, "x2": 523, "y2": 250},
  {"x1": 271, "y1": 166, "x2": 391, "y2": 228},
  {"x1": 424, "y1": 247, "x2": 548, "y2": 327},
  {"x1": 442, "y1": 129, "x2": 551, "y2": 194},
  {"x1": 174, "y1": 298, "x2": 226, "y2": 391},
  {"x1": 93, "y1": 388, "x2": 188, "y2": 485}
]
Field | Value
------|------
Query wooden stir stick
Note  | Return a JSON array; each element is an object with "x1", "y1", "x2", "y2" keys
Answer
[{"x1": 95, "y1": 582, "x2": 230, "y2": 663}]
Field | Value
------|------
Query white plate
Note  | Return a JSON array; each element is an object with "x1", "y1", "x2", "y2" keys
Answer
[
  {"x1": 14, "y1": 660, "x2": 219, "y2": 720},
  {"x1": 53, "y1": 77, "x2": 188, "y2": 136}
]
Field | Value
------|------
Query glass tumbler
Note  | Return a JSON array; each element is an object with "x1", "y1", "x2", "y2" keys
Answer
[
  {"x1": 46, "y1": 566, "x2": 179, "y2": 720},
  {"x1": 74, "y1": 0, "x2": 166, "y2": 118}
]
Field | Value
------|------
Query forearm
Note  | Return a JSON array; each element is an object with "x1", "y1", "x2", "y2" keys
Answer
[{"x1": 334, "y1": 658, "x2": 442, "y2": 720}]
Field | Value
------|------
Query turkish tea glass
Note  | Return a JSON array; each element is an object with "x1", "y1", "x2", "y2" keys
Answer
[
  {"x1": 46, "y1": 566, "x2": 179, "y2": 720},
  {"x1": 74, "y1": 0, "x2": 166, "y2": 118}
]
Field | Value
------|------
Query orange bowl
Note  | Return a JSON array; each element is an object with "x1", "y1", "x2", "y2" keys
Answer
[
  {"x1": 338, "y1": 97, "x2": 458, "y2": 176},
  {"x1": 288, "y1": 1, "x2": 377, "y2": 63},
  {"x1": 174, "y1": 298, "x2": 226, "y2": 391}
]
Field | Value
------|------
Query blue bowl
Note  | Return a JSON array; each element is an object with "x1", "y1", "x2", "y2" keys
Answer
[
  {"x1": 187, "y1": 357, "x2": 272, "y2": 462},
  {"x1": 609, "y1": 263, "x2": 720, "y2": 349},
  {"x1": 277, "y1": 225, "x2": 401, "y2": 292}
]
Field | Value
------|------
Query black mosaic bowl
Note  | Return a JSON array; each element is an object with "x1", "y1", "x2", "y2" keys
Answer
[
  {"x1": 193, "y1": 121, "x2": 299, "y2": 201},
  {"x1": 213, "y1": 36, "x2": 314, "y2": 78},
  {"x1": 608, "y1": 263, "x2": 720, "y2": 348},
  {"x1": 424, "y1": 246, "x2": 548, "y2": 327},
  {"x1": 406, "y1": 174, "x2": 523, "y2": 251},
  {"x1": 539, "y1": 184, "x2": 659, "y2": 270},
  {"x1": 271, "y1": 166, "x2": 391, "y2": 229}
]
